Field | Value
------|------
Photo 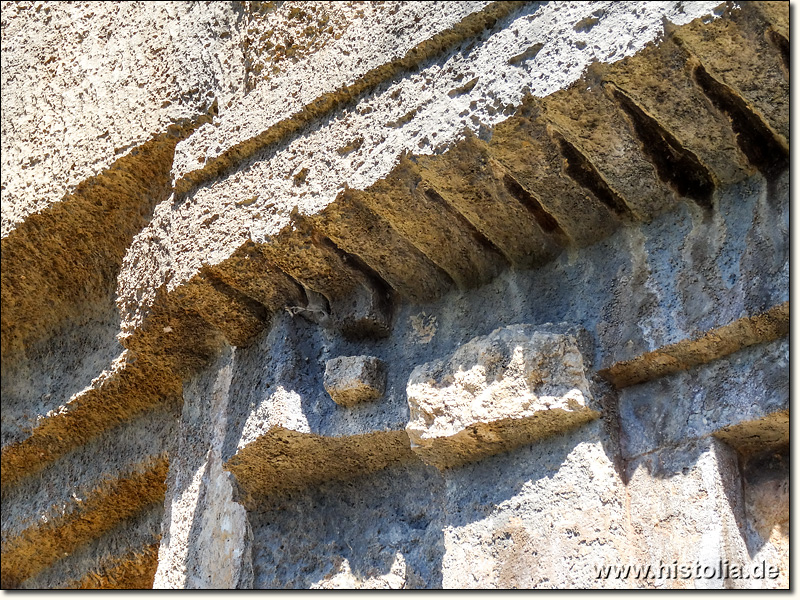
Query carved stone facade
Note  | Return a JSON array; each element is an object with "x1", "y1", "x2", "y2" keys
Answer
[{"x1": 1, "y1": 1, "x2": 788, "y2": 589}]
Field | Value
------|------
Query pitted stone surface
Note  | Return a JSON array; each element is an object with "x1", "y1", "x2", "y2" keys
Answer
[
  {"x1": 0, "y1": 0, "x2": 790, "y2": 590},
  {"x1": 324, "y1": 356, "x2": 387, "y2": 408},
  {"x1": 406, "y1": 324, "x2": 599, "y2": 469},
  {"x1": 618, "y1": 337, "x2": 788, "y2": 459},
  {"x1": 0, "y1": 1, "x2": 245, "y2": 237},
  {"x1": 116, "y1": 1, "x2": 725, "y2": 337}
]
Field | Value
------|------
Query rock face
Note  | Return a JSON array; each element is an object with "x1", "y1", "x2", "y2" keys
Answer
[{"x1": 1, "y1": 0, "x2": 788, "y2": 590}]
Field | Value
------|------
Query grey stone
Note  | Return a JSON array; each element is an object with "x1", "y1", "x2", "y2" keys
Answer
[
  {"x1": 0, "y1": 0, "x2": 789, "y2": 590},
  {"x1": 618, "y1": 338, "x2": 789, "y2": 459}
]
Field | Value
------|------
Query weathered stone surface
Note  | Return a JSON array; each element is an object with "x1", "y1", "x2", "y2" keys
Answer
[
  {"x1": 671, "y1": 2, "x2": 789, "y2": 156},
  {"x1": 219, "y1": 317, "x2": 414, "y2": 505},
  {"x1": 1, "y1": 404, "x2": 177, "y2": 588},
  {"x1": 714, "y1": 411, "x2": 788, "y2": 457},
  {"x1": 168, "y1": 1, "x2": 504, "y2": 194},
  {"x1": 116, "y1": 1, "x2": 724, "y2": 343},
  {"x1": 739, "y1": 448, "x2": 789, "y2": 589},
  {"x1": 599, "y1": 36, "x2": 752, "y2": 194},
  {"x1": 249, "y1": 462, "x2": 446, "y2": 589},
  {"x1": 153, "y1": 348, "x2": 252, "y2": 590},
  {"x1": 226, "y1": 428, "x2": 415, "y2": 510},
  {"x1": 324, "y1": 356, "x2": 387, "y2": 407},
  {"x1": 2, "y1": 351, "x2": 181, "y2": 489},
  {"x1": 617, "y1": 337, "x2": 788, "y2": 459},
  {"x1": 486, "y1": 106, "x2": 622, "y2": 247},
  {"x1": 599, "y1": 302, "x2": 788, "y2": 388},
  {"x1": 406, "y1": 325, "x2": 599, "y2": 469},
  {"x1": 439, "y1": 420, "x2": 631, "y2": 589},
  {"x1": 626, "y1": 439, "x2": 751, "y2": 589},
  {"x1": 537, "y1": 78, "x2": 676, "y2": 223},
  {"x1": 1, "y1": 0, "x2": 789, "y2": 591},
  {"x1": 1, "y1": 1, "x2": 244, "y2": 237},
  {"x1": 351, "y1": 161, "x2": 508, "y2": 290},
  {"x1": 19, "y1": 506, "x2": 162, "y2": 590}
]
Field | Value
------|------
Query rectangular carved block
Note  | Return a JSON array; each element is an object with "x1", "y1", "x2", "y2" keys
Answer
[
  {"x1": 324, "y1": 355, "x2": 387, "y2": 408},
  {"x1": 406, "y1": 324, "x2": 599, "y2": 469}
]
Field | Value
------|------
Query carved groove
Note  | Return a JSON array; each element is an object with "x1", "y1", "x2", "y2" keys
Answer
[
  {"x1": 203, "y1": 271, "x2": 270, "y2": 325},
  {"x1": 501, "y1": 173, "x2": 568, "y2": 245},
  {"x1": 693, "y1": 64, "x2": 789, "y2": 180},
  {"x1": 766, "y1": 28, "x2": 789, "y2": 72},
  {"x1": 554, "y1": 132, "x2": 634, "y2": 221},
  {"x1": 423, "y1": 187, "x2": 509, "y2": 266},
  {"x1": 609, "y1": 85, "x2": 715, "y2": 210}
]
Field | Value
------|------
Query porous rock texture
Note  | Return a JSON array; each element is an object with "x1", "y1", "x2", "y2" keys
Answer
[
  {"x1": 324, "y1": 355, "x2": 387, "y2": 407},
  {"x1": 1, "y1": 0, "x2": 789, "y2": 590},
  {"x1": 406, "y1": 325, "x2": 599, "y2": 469}
]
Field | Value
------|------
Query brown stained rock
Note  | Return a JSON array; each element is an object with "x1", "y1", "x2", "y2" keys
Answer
[
  {"x1": 415, "y1": 132, "x2": 573, "y2": 264},
  {"x1": 110, "y1": 5, "x2": 758, "y2": 369},
  {"x1": 18, "y1": 505, "x2": 163, "y2": 590},
  {"x1": 487, "y1": 109, "x2": 621, "y2": 248},
  {"x1": 0, "y1": 457, "x2": 169, "y2": 589},
  {"x1": 599, "y1": 301, "x2": 789, "y2": 388},
  {"x1": 171, "y1": 270, "x2": 269, "y2": 348},
  {"x1": 353, "y1": 158, "x2": 506, "y2": 290},
  {"x1": 538, "y1": 77, "x2": 677, "y2": 222},
  {"x1": 323, "y1": 356, "x2": 387, "y2": 408},
  {"x1": 714, "y1": 411, "x2": 789, "y2": 457},
  {"x1": 119, "y1": 290, "x2": 225, "y2": 377},
  {"x1": 0, "y1": 133, "x2": 182, "y2": 359},
  {"x1": 208, "y1": 243, "x2": 306, "y2": 315},
  {"x1": 256, "y1": 217, "x2": 362, "y2": 302},
  {"x1": 0, "y1": 354, "x2": 181, "y2": 490},
  {"x1": 225, "y1": 428, "x2": 415, "y2": 510},
  {"x1": 67, "y1": 543, "x2": 160, "y2": 590},
  {"x1": 671, "y1": 4, "x2": 789, "y2": 151},
  {"x1": 599, "y1": 36, "x2": 752, "y2": 190},
  {"x1": 312, "y1": 192, "x2": 453, "y2": 303},
  {"x1": 406, "y1": 324, "x2": 600, "y2": 470},
  {"x1": 749, "y1": 1, "x2": 789, "y2": 43}
]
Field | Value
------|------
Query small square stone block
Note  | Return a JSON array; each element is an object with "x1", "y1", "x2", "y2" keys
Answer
[{"x1": 324, "y1": 355, "x2": 387, "y2": 407}]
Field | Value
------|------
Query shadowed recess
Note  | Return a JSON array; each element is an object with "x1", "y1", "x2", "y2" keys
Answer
[
  {"x1": 608, "y1": 85, "x2": 715, "y2": 210},
  {"x1": 553, "y1": 131, "x2": 634, "y2": 221},
  {"x1": 692, "y1": 64, "x2": 789, "y2": 180},
  {"x1": 501, "y1": 173, "x2": 569, "y2": 245}
]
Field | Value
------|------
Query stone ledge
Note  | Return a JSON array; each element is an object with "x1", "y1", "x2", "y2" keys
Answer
[
  {"x1": 1, "y1": 352, "x2": 181, "y2": 490},
  {"x1": 118, "y1": 2, "x2": 758, "y2": 358},
  {"x1": 0, "y1": 458, "x2": 168, "y2": 588},
  {"x1": 599, "y1": 302, "x2": 788, "y2": 389},
  {"x1": 617, "y1": 336, "x2": 788, "y2": 460},
  {"x1": 714, "y1": 410, "x2": 789, "y2": 457},
  {"x1": 18, "y1": 505, "x2": 162, "y2": 590},
  {"x1": 225, "y1": 428, "x2": 415, "y2": 510}
]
